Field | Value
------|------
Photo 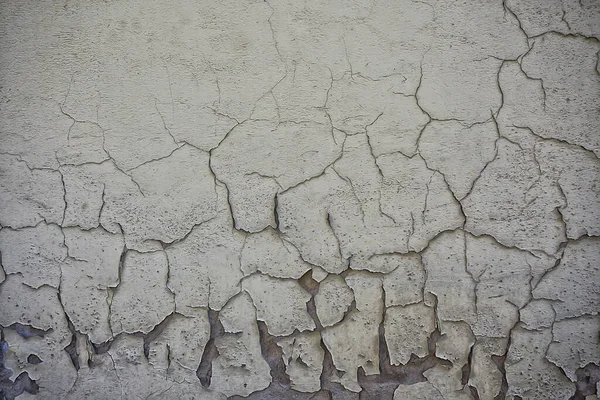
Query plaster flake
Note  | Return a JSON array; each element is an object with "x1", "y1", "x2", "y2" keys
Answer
[
  {"x1": 270, "y1": 61, "x2": 332, "y2": 123},
  {"x1": 384, "y1": 303, "x2": 435, "y2": 365},
  {"x1": 0, "y1": 276, "x2": 77, "y2": 397},
  {"x1": 332, "y1": 133, "x2": 413, "y2": 265},
  {"x1": 424, "y1": 321, "x2": 475, "y2": 396},
  {"x1": 519, "y1": 299, "x2": 556, "y2": 330},
  {"x1": 468, "y1": 338, "x2": 508, "y2": 400},
  {"x1": 505, "y1": 0, "x2": 599, "y2": 39},
  {"x1": 277, "y1": 169, "x2": 352, "y2": 273},
  {"x1": 327, "y1": 74, "x2": 429, "y2": 157},
  {"x1": 148, "y1": 311, "x2": 211, "y2": 380},
  {"x1": 279, "y1": 332, "x2": 324, "y2": 393},
  {"x1": 311, "y1": 266, "x2": 329, "y2": 283},
  {"x1": 242, "y1": 273, "x2": 315, "y2": 336},
  {"x1": 0, "y1": 0, "x2": 597, "y2": 398},
  {"x1": 322, "y1": 271, "x2": 383, "y2": 392},
  {"x1": 466, "y1": 234, "x2": 532, "y2": 338},
  {"x1": 0, "y1": 275, "x2": 71, "y2": 341},
  {"x1": 61, "y1": 227, "x2": 124, "y2": 343},
  {"x1": 506, "y1": 327, "x2": 575, "y2": 399},
  {"x1": 211, "y1": 119, "x2": 341, "y2": 232},
  {"x1": 92, "y1": 334, "x2": 224, "y2": 400},
  {"x1": 417, "y1": 0, "x2": 527, "y2": 122},
  {"x1": 499, "y1": 35, "x2": 600, "y2": 157},
  {"x1": 56, "y1": 122, "x2": 109, "y2": 167},
  {"x1": 110, "y1": 145, "x2": 218, "y2": 250},
  {"x1": 546, "y1": 316, "x2": 600, "y2": 381},
  {"x1": 343, "y1": 0, "x2": 435, "y2": 95},
  {"x1": 315, "y1": 274, "x2": 354, "y2": 327},
  {"x1": 2, "y1": 330, "x2": 77, "y2": 399},
  {"x1": 535, "y1": 140, "x2": 600, "y2": 239},
  {"x1": 109, "y1": 251, "x2": 175, "y2": 335},
  {"x1": 211, "y1": 292, "x2": 271, "y2": 397},
  {"x1": 60, "y1": 162, "x2": 114, "y2": 231}
]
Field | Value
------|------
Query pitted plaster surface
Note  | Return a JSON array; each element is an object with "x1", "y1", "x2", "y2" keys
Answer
[{"x1": 0, "y1": 0, "x2": 599, "y2": 399}]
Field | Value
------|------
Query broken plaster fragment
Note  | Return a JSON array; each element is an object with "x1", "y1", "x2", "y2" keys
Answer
[
  {"x1": 148, "y1": 310, "x2": 211, "y2": 380},
  {"x1": 384, "y1": 302, "x2": 435, "y2": 365},
  {"x1": 499, "y1": 34, "x2": 600, "y2": 157},
  {"x1": 61, "y1": 227, "x2": 124, "y2": 343},
  {"x1": 96, "y1": 334, "x2": 222, "y2": 399},
  {"x1": 506, "y1": 327, "x2": 575, "y2": 399},
  {"x1": 60, "y1": 161, "x2": 112, "y2": 230},
  {"x1": 279, "y1": 331, "x2": 324, "y2": 393},
  {"x1": 424, "y1": 321, "x2": 475, "y2": 395},
  {"x1": 166, "y1": 195, "x2": 245, "y2": 315},
  {"x1": 153, "y1": 60, "x2": 237, "y2": 152},
  {"x1": 504, "y1": 0, "x2": 598, "y2": 38},
  {"x1": 315, "y1": 274, "x2": 354, "y2": 327},
  {"x1": 332, "y1": 133, "x2": 411, "y2": 265},
  {"x1": 546, "y1": 315, "x2": 600, "y2": 381},
  {"x1": 211, "y1": 291, "x2": 271, "y2": 397},
  {"x1": 322, "y1": 271, "x2": 383, "y2": 392},
  {"x1": 64, "y1": 350, "x2": 122, "y2": 399},
  {"x1": 56, "y1": 121, "x2": 109, "y2": 166},
  {"x1": 468, "y1": 337, "x2": 508, "y2": 400},
  {"x1": 277, "y1": 169, "x2": 351, "y2": 274},
  {"x1": 165, "y1": 182, "x2": 245, "y2": 313},
  {"x1": 311, "y1": 266, "x2": 329, "y2": 282},
  {"x1": 342, "y1": 0, "x2": 434, "y2": 96},
  {"x1": 417, "y1": 0, "x2": 526, "y2": 123},
  {"x1": 109, "y1": 250, "x2": 175, "y2": 335},
  {"x1": 242, "y1": 273, "x2": 315, "y2": 336},
  {"x1": 0, "y1": 275, "x2": 77, "y2": 397}
]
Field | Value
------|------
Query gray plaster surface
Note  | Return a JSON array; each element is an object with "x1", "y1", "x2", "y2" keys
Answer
[{"x1": 0, "y1": 0, "x2": 598, "y2": 399}]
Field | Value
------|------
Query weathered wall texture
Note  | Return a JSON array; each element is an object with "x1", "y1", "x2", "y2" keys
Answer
[{"x1": 0, "y1": 0, "x2": 599, "y2": 399}]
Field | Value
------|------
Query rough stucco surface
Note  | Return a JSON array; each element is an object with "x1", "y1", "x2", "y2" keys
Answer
[{"x1": 0, "y1": 0, "x2": 599, "y2": 399}]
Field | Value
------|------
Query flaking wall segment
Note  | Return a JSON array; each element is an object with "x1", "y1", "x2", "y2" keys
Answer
[{"x1": 0, "y1": 0, "x2": 598, "y2": 399}]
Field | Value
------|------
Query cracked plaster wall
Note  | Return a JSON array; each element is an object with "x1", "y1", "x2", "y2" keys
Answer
[{"x1": 0, "y1": 0, "x2": 599, "y2": 399}]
